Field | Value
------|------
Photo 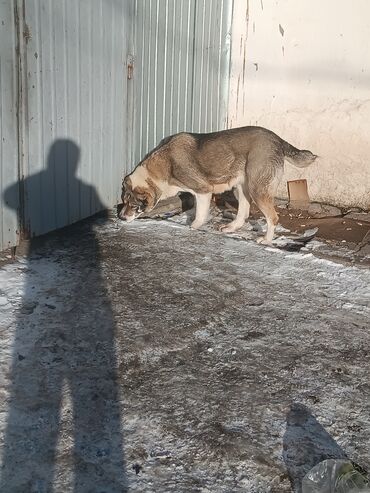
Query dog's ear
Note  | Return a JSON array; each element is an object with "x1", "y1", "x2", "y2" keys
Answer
[{"x1": 122, "y1": 176, "x2": 132, "y2": 195}]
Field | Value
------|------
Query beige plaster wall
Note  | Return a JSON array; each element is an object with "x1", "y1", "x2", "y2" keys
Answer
[{"x1": 228, "y1": 0, "x2": 370, "y2": 209}]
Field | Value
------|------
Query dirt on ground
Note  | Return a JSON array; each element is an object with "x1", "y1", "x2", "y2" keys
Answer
[
  {"x1": 213, "y1": 194, "x2": 370, "y2": 268},
  {"x1": 0, "y1": 211, "x2": 369, "y2": 492},
  {"x1": 271, "y1": 207, "x2": 368, "y2": 249}
]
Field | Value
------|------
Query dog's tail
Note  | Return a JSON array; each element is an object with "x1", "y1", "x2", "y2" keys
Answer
[{"x1": 283, "y1": 140, "x2": 318, "y2": 168}]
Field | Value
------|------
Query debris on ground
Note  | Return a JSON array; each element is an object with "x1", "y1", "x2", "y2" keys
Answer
[
  {"x1": 0, "y1": 211, "x2": 370, "y2": 492},
  {"x1": 306, "y1": 203, "x2": 343, "y2": 218},
  {"x1": 302, "y1": 459, "x2": 369, "y2": 493},
  {"x1": 344, "y1": 211, "x2": 370, "y2": 223},
  {"x1": 287, "y1": 179, "x2": 310, "y2": 210},
  {"x1": 136, "y1": 193, "x2": 370, "y2": 267}
]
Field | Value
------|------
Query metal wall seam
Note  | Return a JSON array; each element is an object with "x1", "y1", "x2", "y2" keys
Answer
[
  {"x1": 0, "y1": 0, "x2": 20, "y2": 250},
  {"x1": 184, "y1": 0, "x2": 193, "y2": 131},
  {"x1": 212, "y1": 0, "x2": 223, "y2": 131},
  {"x1": 219, "y1": 0, "x2": 233, "y2": 129},
  {"x1": 192, "y1": 0, "x2": 200, "y2": 133},
  {"x1": 145, "y1": 0, "x2": 151, "y2": 153},
  {"x1": 197, "y1": 0, "x2": 206, "y2": 133},
  {"x1": 108, "y1": 0, "x2": 115, "y2": 204},
  {"x1": 172, "y1": 1, "x2": 180, "y2": 135},
  {"x1": 153, "y1": 1, "x2": 159, "y2": 144},
  {"x1": 204, "y1": 0, "x2": 212, "y2": 131},
  {"x1": 162, "y1": 0, "x2": 169, "y2": 141},
  {"x1": 216, "y1": 0, "x2": 224, "y2": 129},
  {"x1": 136, "y1": 0, "x2": 144, "y2": 163},
  {"x1": 169, "y1": 1, "x2": 176, "y2": 138},
  {"x1": 66, "y1": 0, "x2": 79, "y2": 224}
]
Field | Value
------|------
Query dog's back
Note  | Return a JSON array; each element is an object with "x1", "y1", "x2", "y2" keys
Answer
[{"x1": 160, "y1": 126, "x2": 316, "y2": 194}]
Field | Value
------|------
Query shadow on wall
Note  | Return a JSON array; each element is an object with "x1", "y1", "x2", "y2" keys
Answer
[
  {"x1": 283, "y1": 402, "x2": 348, "y2": 492},
  {"x1": 3, "y1": 139, "x2": 105, "y2": 237},
  {"x1": 0, "y1": 140, "x2": 127, "y2": 491}
]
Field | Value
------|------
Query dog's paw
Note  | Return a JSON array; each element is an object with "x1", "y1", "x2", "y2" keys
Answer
[
  {"x1": 190, "y1": 221, "x2": 203, "y2": 230},
  {"x1": 219, "y1": 223, "x2": 237, "y2": 233},
  {"x1": 256, "y1": 237, "x2": 273, "y2": 246},
  {"x1": 219, "y1": 221, "x2": 243, "y2": 233}
]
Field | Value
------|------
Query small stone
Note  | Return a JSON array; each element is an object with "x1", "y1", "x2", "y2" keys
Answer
[
  {"x1": 275, "y1": 198, "x2": 288, "y2": 208},
  {"x1": 307, "y1": 203, "x2": 322, "y2": 215},
  {"x1": 132, "y1": 463, "x2": 142, "y2": 475},
  {"x1": 207, "y1": 348, "x2": 214, "y2": 353},
  {"x1": 150, "y1": 448, "x2": 172, "y2": 459},
  {"x1": 308, "y1": 203, "x2": 342, "y2": 218},
  {"x1": 345, "y1": 212, "x2": 370, "y2": 222},
  {"x1": 20, "y1": 302, "x2": 37, "y2": 315}
]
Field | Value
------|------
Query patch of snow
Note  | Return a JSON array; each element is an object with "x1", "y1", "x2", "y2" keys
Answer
[{"x1": 1, "y1": 216, "x2": 369, "y2": 492}]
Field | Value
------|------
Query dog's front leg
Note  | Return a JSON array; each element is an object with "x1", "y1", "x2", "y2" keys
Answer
[
  {"x1": 190, "y1": 193, "x2": 212, "y2": 229},
  {"x1": 220, "y1": 184, "x2": 250, "y2": 233}
]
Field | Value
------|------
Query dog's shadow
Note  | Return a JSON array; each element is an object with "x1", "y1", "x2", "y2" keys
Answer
[
  {"x1": 178, "y1": 193, "x2": 196, "y2": 226},
  {"x1": 283, "y1": 403, "x2": 348, "y2": 492}
]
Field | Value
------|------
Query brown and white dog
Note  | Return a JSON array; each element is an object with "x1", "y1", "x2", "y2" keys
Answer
[{"x1": 120, "y1": 126, "x2": 317, "y2": 244}]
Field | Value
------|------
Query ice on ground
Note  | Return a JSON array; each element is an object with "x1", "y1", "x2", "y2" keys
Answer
[{"x1": 0, "y1": 217, "x2": 369, "y2": 492}]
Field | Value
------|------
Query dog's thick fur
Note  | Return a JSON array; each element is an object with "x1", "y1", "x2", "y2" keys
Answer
[{"x1": 120, "y1": 126, "x2": 317, "y2": 244}]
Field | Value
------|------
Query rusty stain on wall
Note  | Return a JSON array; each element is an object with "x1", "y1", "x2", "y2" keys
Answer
[{"x1": 23, "y1": 22, "x2": 31, "y2": 43}]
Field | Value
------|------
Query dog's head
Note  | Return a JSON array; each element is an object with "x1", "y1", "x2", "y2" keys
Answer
[{"x1": 119, "y1": 176, "x2": 158, "y2": 222}]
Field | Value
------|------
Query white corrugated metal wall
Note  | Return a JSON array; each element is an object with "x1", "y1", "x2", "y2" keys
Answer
[
  {"x1": 132, "y1": 0, "x2": 233, "y2": 164},
  {"x1": 0, "y1": 0, "x2": 233, "y2": 251}
]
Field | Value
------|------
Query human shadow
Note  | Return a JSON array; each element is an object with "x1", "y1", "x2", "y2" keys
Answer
[
  {"x1": 283, "y1": 403, "x2": 347, "y2": 493},
  {"x1": 0, "y1": 140, "x2": 127, "y2": 492}
]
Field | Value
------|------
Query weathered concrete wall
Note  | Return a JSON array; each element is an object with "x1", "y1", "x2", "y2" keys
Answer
[{"x1": 228, "y1": 0, "x2": 370, "y2": 209}]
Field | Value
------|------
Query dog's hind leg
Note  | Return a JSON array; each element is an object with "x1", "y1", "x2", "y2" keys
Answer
[
  {"x1": 254, "y1": 195, "x2": 279, "y2": 245},
  {"x1": 246, "y1": 152, "x2": 283, "y2": 245},
  {"x1": 220, "y1": 184, "x2": 250, "y2": 233},
  {"x1": 191, "y1": 193, "x2": 212, "y2": 229}
]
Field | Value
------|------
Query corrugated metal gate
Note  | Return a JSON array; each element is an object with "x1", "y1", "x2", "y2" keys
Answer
[
  {"x1": 13, "y1": 0, "x2": 133, "y2": 241},
  {"x1": 132, "y1": 0, "x2": 232, "y2": 164},
  {"x1": 0, "y1": 0, "x2": 233, "y2": 251}
]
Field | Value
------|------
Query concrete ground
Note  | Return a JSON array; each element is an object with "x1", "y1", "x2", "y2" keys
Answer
[{"x1": 0, "y1": 214, "x2": 369, "y2": 492}]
